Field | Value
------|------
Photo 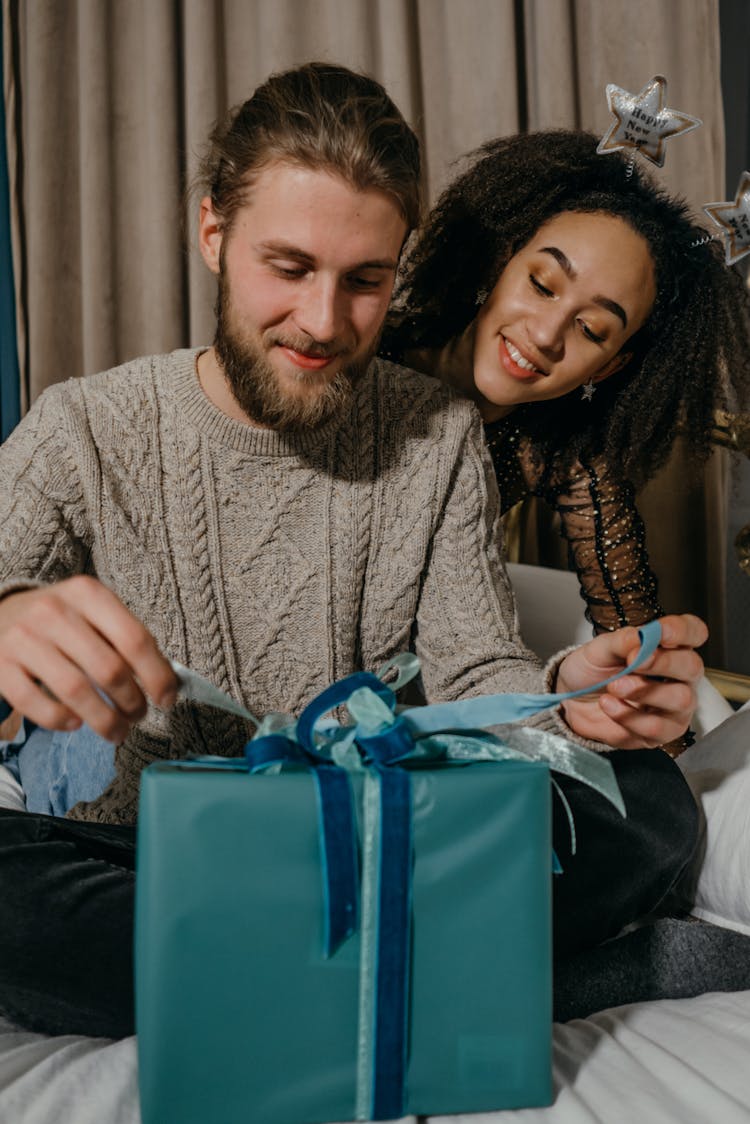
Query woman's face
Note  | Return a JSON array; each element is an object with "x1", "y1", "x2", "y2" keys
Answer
[{"x1": 472, "y1": 211, "x2": 656, "y2": 418}]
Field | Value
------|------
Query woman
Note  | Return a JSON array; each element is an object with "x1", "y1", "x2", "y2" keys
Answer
[{"x1": 382, "y1": 130, "x2": 750, "y2": 644}]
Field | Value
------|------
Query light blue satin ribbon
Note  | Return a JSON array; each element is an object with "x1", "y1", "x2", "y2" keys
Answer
[
  {"x1": 179, "y1": 618, "x2": 662, "y2": 1121},
  {"x1": 399, "y1": 617, "x2": 662, "y2": 735},
  {"x1": 248, "y1": 619, "x2": 662, "y2": 1119}
]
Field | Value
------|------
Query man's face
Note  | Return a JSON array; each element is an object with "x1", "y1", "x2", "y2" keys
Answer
[{"x1": 199, "y1": 161, "x2": 408, "y2": 430}]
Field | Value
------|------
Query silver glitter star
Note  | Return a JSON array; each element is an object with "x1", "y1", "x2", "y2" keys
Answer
[
  {"x1": 581, "y1": 380, "x2": 596, "y2": 402},
  {"x1": 597, "y1": 75, "x2": 702, "y2": 168},
  {"x1": 703, "y1": 171, "x2": 750, "y2": 266}
]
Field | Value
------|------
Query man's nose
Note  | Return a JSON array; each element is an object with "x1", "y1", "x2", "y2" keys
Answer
[{"x1": 294, "y1": 277, "x2": 345, "y2": 343}]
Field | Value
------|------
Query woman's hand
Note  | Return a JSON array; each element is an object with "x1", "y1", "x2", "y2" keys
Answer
[{"x1": 555, "y1": 614, "x2": 707, "y2": 749}]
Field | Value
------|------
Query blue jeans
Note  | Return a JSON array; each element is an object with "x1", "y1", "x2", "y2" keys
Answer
[{"x1": 3, "y1": 726, "x2": 116, "y2": 816}]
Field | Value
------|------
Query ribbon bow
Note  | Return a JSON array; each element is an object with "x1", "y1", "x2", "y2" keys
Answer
[{"x1": 238, "y1": 619, "x2": 661, "y2": 1120}]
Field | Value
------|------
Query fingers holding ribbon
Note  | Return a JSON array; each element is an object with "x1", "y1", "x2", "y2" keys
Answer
[
  {"x1": 0, "y1": 577, "x2": 178, "y2": 742},
  {"x1": 558, "y1": 614, "x2": 707, "y2": 750}
]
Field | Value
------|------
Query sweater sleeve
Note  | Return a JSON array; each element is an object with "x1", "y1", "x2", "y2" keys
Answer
[
  {"x1": 412, "y1": 411, "x2": 541, "y2": 699},
  {"x1": 411, "y1": 409, "x2": 603, "y2": 746},
  {"x1": 0, "y1": 385, "x2": 91, "y2": 598}
]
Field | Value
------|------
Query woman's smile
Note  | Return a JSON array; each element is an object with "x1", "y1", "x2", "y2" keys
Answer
[{"x1": 500, "y1": 336, "x2": 547, "y2": 379}]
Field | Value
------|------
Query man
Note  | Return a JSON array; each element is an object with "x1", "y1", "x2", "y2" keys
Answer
[{"x1": 0, "y1": 63, "x2": 704, "y2": 1037}]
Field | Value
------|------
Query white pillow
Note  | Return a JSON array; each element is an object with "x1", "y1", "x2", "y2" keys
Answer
[
  {"x1": 506, "y1": 561, "x2": 593, "y2": 660},
  {"x1": 0, "y1": 763, "x2": 26, "y2": 812},
  {"x1": 678, "y1": 703, "x2": 750, "y2": 934}
]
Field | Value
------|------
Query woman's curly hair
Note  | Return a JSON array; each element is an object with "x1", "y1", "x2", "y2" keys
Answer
[{"x1": 384, "y1": 130, "x2": 750, "y2": 487}]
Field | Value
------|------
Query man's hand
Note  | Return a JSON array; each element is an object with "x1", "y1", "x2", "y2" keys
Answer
[
  {"x1": 555, "y1": 614, "x2": 707, "y2": 749},
  {"x1": 0, "y1": 577, "x2": 178, "y2": 742}
]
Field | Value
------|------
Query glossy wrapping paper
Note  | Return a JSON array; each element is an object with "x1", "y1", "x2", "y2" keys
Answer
[{"x1": 135, "y1": 756, "x2": 552, "y2": 1123}]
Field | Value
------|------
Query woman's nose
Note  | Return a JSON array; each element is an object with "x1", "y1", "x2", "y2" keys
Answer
[{"x1": 527, "y1": 305, "x2": 567, "y2": 354}]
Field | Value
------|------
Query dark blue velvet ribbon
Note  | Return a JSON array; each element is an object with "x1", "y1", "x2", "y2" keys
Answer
[
  {"x1": 240, "y1": 619, "x2": 660, "y2": 1120},
  {"x1": 245, "y1": 669, "x2": 415, "y2": 1120},
  {"x1": 240, "y1": 620, "x2": 661, "y2": 1119},
  {"x1": 244, "y1": 728, "x2": 361, "y2": 956}
]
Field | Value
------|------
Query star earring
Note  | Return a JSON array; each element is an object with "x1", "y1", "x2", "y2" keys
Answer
[{"x1": 581, "y1": 378, "x2": 596, "y2": 402}]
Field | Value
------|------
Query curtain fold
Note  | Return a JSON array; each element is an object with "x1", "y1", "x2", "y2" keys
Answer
[{"x1": 2, "y1": 0, "x2": 730, "y2": 662}]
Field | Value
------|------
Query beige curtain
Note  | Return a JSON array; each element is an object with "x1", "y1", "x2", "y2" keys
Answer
[{"x1": 3, "y1": 0, "x2": 728, "y2": 661}]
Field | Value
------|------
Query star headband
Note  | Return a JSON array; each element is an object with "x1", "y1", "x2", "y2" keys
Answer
[
  {"x1": 597, "y1": 75, "x2": 702, "y2": 168},
  {"x1": 597, "y1": 76, "x2": 750, "y2": 266},
  {"x1": 703, "y1": 172, "x2": 750, "y2": 266}
]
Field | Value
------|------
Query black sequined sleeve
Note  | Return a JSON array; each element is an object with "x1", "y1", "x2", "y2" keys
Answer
[
  {"x1": 538, "y1": 450, "x2": 695, "y2": 756},
  {"x1": 485, "y1": 426, "x2": 691, "y2": 755},
  {"x1": 541, "y1": 453, "x2": 664, "y2": 634}
]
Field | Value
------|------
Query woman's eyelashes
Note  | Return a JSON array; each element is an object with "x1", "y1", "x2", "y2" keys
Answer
[
  {"x1": 529, "y1": 273, "x2": 607, "y2": 346},
  {"x1": 529, "y1": 273, "x2": 553, "y2": 298},
  {"x1": 579, "y1": 321, "x2": 606, "y2": 345}
]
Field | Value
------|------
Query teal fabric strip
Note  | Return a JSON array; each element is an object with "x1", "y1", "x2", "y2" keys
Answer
[
  {"x1": 435, "y1": 725, "x2": 626, "y2": 817},
  {"x1": 0, "y1": 14, "x2": 21, "y2": 444},
  {"x1": 401, "y1": 620, "x2": 661, "y2": 737},
  {"x1": 550, "y1": 776, "x2": 575, "y2": 858},
  {"x1": 355, "y1": 771, "x2": 381, "y2": 1121},
  {"x1": 371, "y1": 766, "x2": 412, "y2": 1120}
]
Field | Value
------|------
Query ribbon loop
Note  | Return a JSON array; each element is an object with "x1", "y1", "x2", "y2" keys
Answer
[
  {"x1": 244, "y1": 733, "x2": 304, "y2": 772},
  {"x1": 245, "y1": 732, "x2": 359, "y2": 960},
  {"x1": 239, "y1": 620, "x2": 660, "y2": 1121},
  {"x1": 374, "y1": 652, "x2": 422, "y2": 692},
  {"x1": 345, "y1": 686, "x2": 415, "y2": 766},
  {"x1": 296, "y1": 672, "x2": 395, "y2": 755}
]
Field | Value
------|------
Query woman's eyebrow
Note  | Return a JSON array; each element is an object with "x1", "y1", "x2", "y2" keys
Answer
[
  {"x1": 594, "y1": 295, "x2": 627, "y2": 329},
  {"x1": 540, "y1": 245, "x2": 628, "y2": 328}
]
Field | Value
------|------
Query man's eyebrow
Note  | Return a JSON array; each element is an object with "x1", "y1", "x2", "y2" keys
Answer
[
  {"x1": 258, "y1": 241, "x2": 399, "y2": 271},
  {"x1": 540, "y1": 245, "x2": 628, "y2": 328}
]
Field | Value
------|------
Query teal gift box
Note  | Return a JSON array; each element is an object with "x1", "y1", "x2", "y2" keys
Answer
[
  {"x1": 135, "y1": 753, "x2": 553, "y2": 1123},
  {"x1": 135, "y1": 622, "x2": 647, "y2": 1122}
]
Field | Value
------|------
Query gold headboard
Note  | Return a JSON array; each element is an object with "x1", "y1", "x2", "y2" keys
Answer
[{"x1": 710, "y1": 410, "x2": 750, "y2": 577}]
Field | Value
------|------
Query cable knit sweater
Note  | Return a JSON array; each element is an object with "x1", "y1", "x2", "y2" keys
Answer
[{"x1": 0, "y1": 349, "x2": 564, "y2": 824}]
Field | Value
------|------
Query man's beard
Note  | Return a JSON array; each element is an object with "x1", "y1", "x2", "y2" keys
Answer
[{"x1": 214, "y1": 271, "x2": 374, "y2": 432}]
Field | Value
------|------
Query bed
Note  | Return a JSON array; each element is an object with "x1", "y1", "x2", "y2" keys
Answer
[
  {"x1": 1, "y1": 563, "x2": 749, "y2": 1124},
  {"x1": 2, "y1": 986, "x2": 750, "y2": 1124}
]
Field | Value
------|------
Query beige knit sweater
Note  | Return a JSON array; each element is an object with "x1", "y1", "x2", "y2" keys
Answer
[{"x1": 0, "y1": 349, "x2": 561, "y2": 824}]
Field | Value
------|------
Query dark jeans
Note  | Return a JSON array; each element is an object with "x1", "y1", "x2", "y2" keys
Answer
[
  {"x1": 0, "y1": 749, "x2": 698, "y2": 1038},
  {"x1": 0, "y1": 813, "x2": 137, "y2": 1038},
  {"x1": 551, "y1": 747, "x2": 699, "y2": 956}
]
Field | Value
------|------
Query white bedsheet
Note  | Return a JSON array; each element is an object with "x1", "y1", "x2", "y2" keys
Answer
[
  {"x1": 2, "y1": 582, "x2": 748, "y2": 1123},
  {"x1": 2, "y1": 990, "x2": 750, "y2": 1124}
]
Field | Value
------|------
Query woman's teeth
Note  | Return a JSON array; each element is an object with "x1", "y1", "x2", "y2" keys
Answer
[{"x1": 505, "y1": 339, "x2": 541, "y2": 373}]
